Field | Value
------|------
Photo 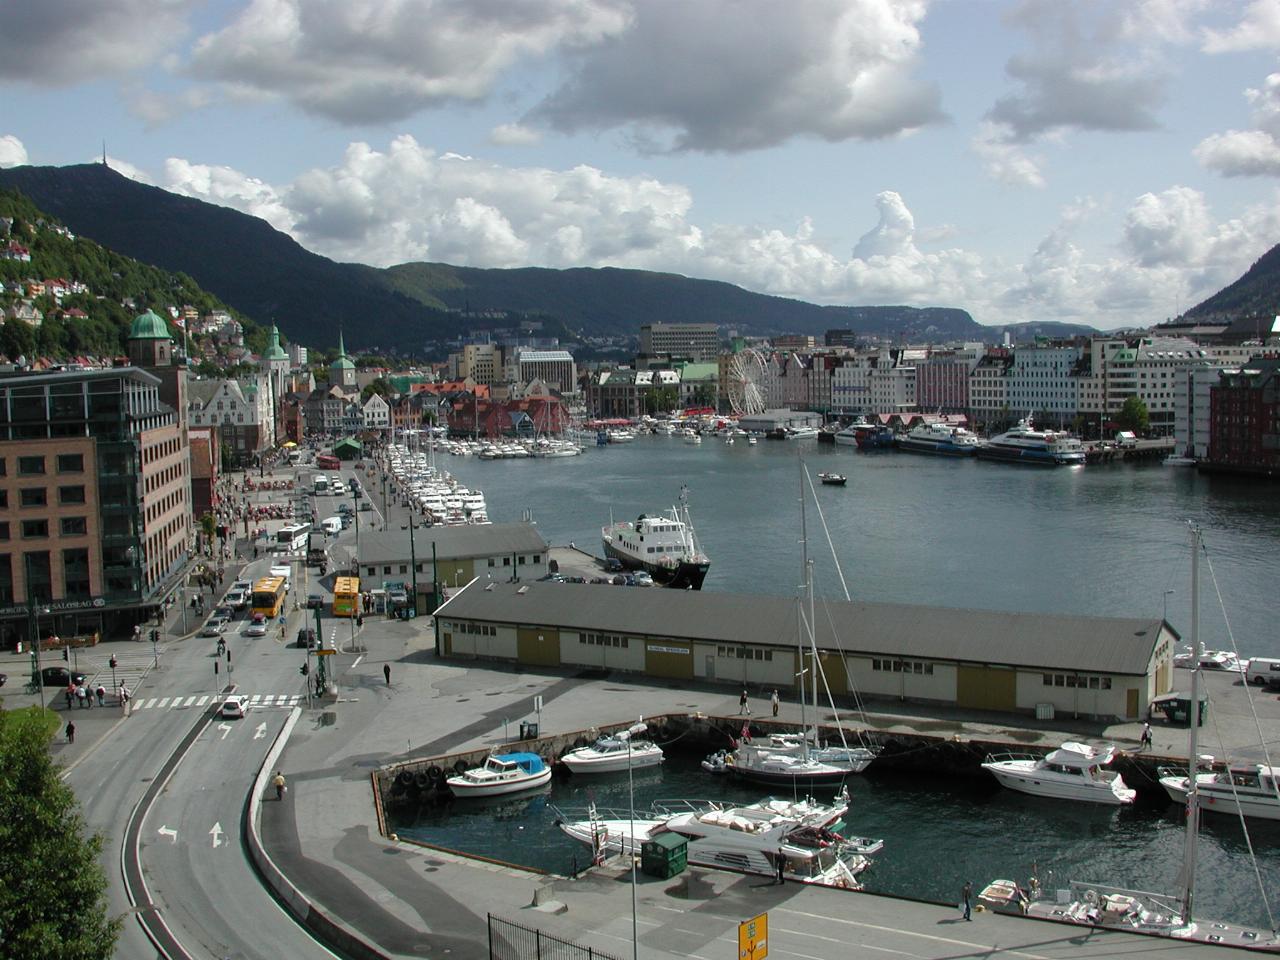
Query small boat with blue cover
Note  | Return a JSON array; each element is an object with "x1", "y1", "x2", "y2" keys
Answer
[{"x1": 445, "y1": 752, "x2": 552, "y2": 797}]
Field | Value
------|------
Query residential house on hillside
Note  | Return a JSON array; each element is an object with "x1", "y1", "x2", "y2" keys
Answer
[{"x1": 5, "y1": 300, "x2": 42, "y2": 326}]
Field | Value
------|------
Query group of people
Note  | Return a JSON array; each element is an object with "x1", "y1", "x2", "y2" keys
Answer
[
  {"x1": 65, "y1": 681, "x2": 107, "y2": 710},
  {"x1": 737, "y1": 688, "x2": 783, "y2": 717}
]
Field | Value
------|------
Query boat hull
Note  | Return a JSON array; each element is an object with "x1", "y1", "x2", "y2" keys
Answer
[
  {"x1": 445, "y1": 767, "x2": 552, "y2": 797},
  {"x1": 561, "y1": 747, "x2": 664, "y2": 774},
  {"x1": 977, "y1": 445, "x2": 1085, "y2": 466},
  {"x1": 602, "y1": 540, "x2": 709, "y2": 590},
  {"x1": 983, "y1": 762, "x2": 1135, "y2": 804},
  {"x1": 895, "y1": 438, "x2": 978, "y2": 456},
  {"x1": 1160, "y1": 775, "x2": 1280, "y2": 821}
]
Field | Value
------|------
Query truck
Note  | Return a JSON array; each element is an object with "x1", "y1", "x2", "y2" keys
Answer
[
  {"x1": 306, "y1": 533, "x2": 327, "y2": 567},
  {"x1": 1115, "y1": 431, "x2": 1137, "y2": 448}
]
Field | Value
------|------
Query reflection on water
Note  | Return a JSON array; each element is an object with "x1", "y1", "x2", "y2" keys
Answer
[
  {"x1": 439, "y1": 436, "x2": 1280, "y2": 656},
  {"x1": 389, "y1": 749, "x2": 1280, "y2": 929}
]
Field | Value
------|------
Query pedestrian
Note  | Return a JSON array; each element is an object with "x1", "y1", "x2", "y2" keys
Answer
[
  {"x1": 119, "y1": 685, "x2": 129, "y2": 707},
  {"x1": 95, "y1": 685, "x2": 105, "y2": 707},
  {"x1": 75, "y1": 684, "x2": 86, "y2": 708},
  {"x1": 739, "y1": 687, "x2": 750, "y2": 716},
  {"x1": 273, "y1": 770, "x2": 287, "y2": 801},
  {"x1": 771, "y1": 689, "x2": 780, "y2": 717},
  {"x1": 776, "y1": 849, "x2": 786, "y2": 884},
  {"x1": 357, "y1": 612, "x2": 364, "y2": 629},
  {"x1": 133, "y1": 624, "x2": 142, "y2": 642},
  {"x1": 962, "y1": 880, "x2": 973, "y2": 921},
  {"x1": 66, "y1": 721, "x2": 75, "y2": 744},
  {"x1": 383, "y1": 663, "x2": 391, "y2": 686},
  {"x1": 84, "y1": 685, "x2": 92, "y2": 709},
  {"x1": 64, "y1": 685, "x2": 74, "y2": 709},
  {"x1": 1140, "y1": 722, "x2": 1153, "y2": 750}
]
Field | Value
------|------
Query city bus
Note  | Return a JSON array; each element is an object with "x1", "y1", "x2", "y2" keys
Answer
[
  {"x1": 251, "y1": 577, "x2": 288, "y2": 619},
  {"x1": 332, "y1": 576, "x2": 360, "y2": 618},
  {"x1": 275, "y1": 522, "x2": 309, "y2": 553},
  {"x1": 317, "y1": 453, "x2": 341, "y2": 470}
]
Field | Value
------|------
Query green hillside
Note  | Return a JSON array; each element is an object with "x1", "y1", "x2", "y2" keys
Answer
[
  {"x1": 1185, "y1": 243, "x2": 1280, "y2": 321},
  {"x1": 0, "y1": 188, "x2": 258, "y2": 360}
]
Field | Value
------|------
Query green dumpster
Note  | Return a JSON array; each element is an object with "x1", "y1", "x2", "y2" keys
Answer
[
  {"x1": 1150, "y1": 692, "x2": 1209, "y2": 727},
  {"x1": 640, "y1": 832, "x2": 687, "y2": 879}
]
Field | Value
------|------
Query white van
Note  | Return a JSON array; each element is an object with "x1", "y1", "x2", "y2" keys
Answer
[
  {"x1": 269, "y1": 564, "x2": 292, "y2": 587},
  {"x1": 1246, "y1": 657, "x2": 1280, "y2": 687},
  {"x1": 320, "y1": 517, "x2": 342, "y2": 536}
]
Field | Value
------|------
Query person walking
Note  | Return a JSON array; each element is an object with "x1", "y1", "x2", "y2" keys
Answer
[
  {"x1": 771, "y1": 689, "x2": 780, "y2": 717},
  {"x1": 961, "y1": 880, "x2": 973, "y2": 921},
  {"x1": 383, "y1": 663, "x2": 391, "y2": 686},
  {"x1": 66, "y1": 721, "x2": 75, "y2": 744},
  {"x1": 273, "y1": 771, "x2": 287, "y2": 801},
  {"x1": 1140, "y1": 722, "x2": 1153, "y2": 750},
  {"x1": 75, "y1": 684, "x2": 86, "y2": 709},
  {"x1": 739, "y1": 687, "x2": 750, "y2": 715},
  {"x1": 95, "y1": 684, "x2": 106, "y2": 707},
  {"x1": 64, "y1": 685, "x2": 74, "y2": 709}
]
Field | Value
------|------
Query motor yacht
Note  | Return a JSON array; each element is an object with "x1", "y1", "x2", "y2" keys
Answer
[
  {"x1": 445, "y1": 752, "x2": 552, "y2": 797},
  {"x1": 560, "y1": 734, "x2": 664, "y2": 774},
  {"x1": 981, "y1": 742, "x2": 1136, "y2": 805}
]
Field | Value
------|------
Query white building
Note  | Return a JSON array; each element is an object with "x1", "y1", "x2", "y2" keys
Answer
[
  {"x1": 1006, "y1": 343, "x2": 1083, "y2": 429},
  {"x1": 968, "y1": 352, "x2": 1011, "y2": 432},
  {"x1": 1173, "y1": 363, "x2": 1229, "y2": 459},
  {"x1": 362, "y1": 393, "x2": 391, "y2": 432},
  {"x1": 506, "y1": 349, "x2": 578, "y2": 395}
]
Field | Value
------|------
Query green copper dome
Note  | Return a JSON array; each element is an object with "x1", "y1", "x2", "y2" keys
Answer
[
  {"x1": 129, "y1": 309, "x2": 173, "y2": 341},
  {"x1": 263, "y1": 324, "x2": 288, "y2": 361},
  {"x1": 330, "y1": 330, "x2": 355, "y2": 371}
]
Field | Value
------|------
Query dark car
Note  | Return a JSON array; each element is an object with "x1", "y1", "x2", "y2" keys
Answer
[
  {"x1": 295, "y1": 628, "x2": 317, "y2": 649},
  {"x1": 604, "y1": 557, "x2": 624, "y2": 573},
  {"x1": 0, "y1": 672, "x2": 7, "y2": 687},
  {"x1": 306, "y1": 593, "x2": 324, "y2": 609},
  {"x1": 41, "y1": 666, "x2": 87, "y2": 687}
]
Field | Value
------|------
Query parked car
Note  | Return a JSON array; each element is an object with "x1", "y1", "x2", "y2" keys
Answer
[
  {"x1": 633, "y1": 572, "x2": 654, "y2": 587},
  {"x1": 220, "y1": 695, "x2": 249, "y2": 719},
  {"x1": 41, "y1": 666, "x2": 86, "y2": 687},
  {"x1": 604, "y1": 557, "x2": 624, "y2": 573},
  {"x1": 0, "y1": 672, "x2": 6, "y2": 687}
]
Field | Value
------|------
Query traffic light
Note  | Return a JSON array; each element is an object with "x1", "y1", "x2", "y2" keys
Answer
[
  {"x1": 109, "y1": 656, "x2": 117, "y2": 670},
  {"x1": 62, "y1": 647, "x2": 68, "y2": 661},
  {"x1": 299, "y1": 662, "x2": 309, "y2": 676},
  {"x1": 150, "y1": 629, "x2": 159, "y2": 643}
]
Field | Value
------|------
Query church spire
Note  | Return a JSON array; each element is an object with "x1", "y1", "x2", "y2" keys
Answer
[{"x1": 337, "y1": 329, "x2": 348, "y2": 360}]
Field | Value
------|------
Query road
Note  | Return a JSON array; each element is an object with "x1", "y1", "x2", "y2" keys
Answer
[{"x1": 60, "y1": 454, "x2": 372, "y2": 959}]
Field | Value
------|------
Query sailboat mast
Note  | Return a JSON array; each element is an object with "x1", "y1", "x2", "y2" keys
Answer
[
  {"x1": 1182, "y1": 525, "x2": 1202, "y2": 925},
  {"x1": 798, "y1": 459, "x2": 809, "y2": 760}
]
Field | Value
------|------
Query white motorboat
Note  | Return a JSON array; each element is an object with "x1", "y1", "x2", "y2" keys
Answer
[
  {"x1": 1160, "y1": 761, "x2": 1280, "y2": 822},
  {"x1": 977, "y1": 417, "x2": 1086, "y2": 465},
  {"x1": 557, "y1": 791, "x2": 880, "y2": 888},
  {"x1": 982, "y1": 742, "x2": 1136, "y2": 805},
  {"x1": 445, "y1": 752, "x2": 552, "y2": 797},
  {"x1": 895, "y1": 421, "x2": 981, "y2": 456},
  {"x1": 601, "y1": 486, "x2": 710, "y2": 589},
  {"x1": 1173, "y1": 645, "x2": 1244, "y2": 673},
  {"x1": 560, "y1": 734, "x2": 664, "y2": 775}
]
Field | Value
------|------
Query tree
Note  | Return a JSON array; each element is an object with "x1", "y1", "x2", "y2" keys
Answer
[
  {"x1": 0, "y1": 708, "x2": 121, "y2": 956},
  {"x1": 1116, "y1": 396, "x2": 1150, "y2": 435},
  {"x1": 360, "y1": 377, "x2": 391, "y2": 402}
]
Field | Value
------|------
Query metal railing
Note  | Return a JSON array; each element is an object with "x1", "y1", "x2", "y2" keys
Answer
[{"x1": 487, "y1": 915, "x2": 621, "y2": 960}]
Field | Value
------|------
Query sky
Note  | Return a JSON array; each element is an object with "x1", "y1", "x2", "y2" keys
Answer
[{"x1": 3, "y1": 0, "x2": 1280, "y2": 330}]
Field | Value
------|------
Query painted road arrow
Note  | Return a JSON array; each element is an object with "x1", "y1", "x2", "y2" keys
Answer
[
  {"x1": 209, "y1": 822, "x2": 224, "y2": 848},
  {"x1": 254, "y1": 722, "x2": 267, "y2": 740},
  {"x1": 218, "y1": 722, "x2": 232, "y2": 739},
  {"x1": 157, "y1": 826, "x2": 177, "y2": 843}
]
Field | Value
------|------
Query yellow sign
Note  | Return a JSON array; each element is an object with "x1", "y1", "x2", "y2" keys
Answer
[
  {"x1": 313, "y1": 649, "x2": 336, "y2": 656},
  {"x1": 738, "y1": 912, "x2": 768, "y2": 960}
]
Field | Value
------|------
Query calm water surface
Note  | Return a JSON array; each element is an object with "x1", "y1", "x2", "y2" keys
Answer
[{"x1": 393, "y1": 437, "x2": 1280, "y2": 927}]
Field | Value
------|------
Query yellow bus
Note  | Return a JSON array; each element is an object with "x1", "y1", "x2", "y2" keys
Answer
[
  {"x1": 251, "y1": 577, "x2": 288, "y2": 619},
  {"x1": 332, "y1": 576, "x2": 360, "y2": 618}
]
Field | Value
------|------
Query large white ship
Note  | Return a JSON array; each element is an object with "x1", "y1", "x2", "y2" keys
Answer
[
  {"x1": 601, "y1": 487, "x2": 710, "y2": 590},
  {"x1": 977, "y1": 418, "x2": 1086, "y2": 466}
]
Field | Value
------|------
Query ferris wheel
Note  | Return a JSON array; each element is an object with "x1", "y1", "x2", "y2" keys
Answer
[{"x1": 725, "y1": 348, "x2": 767, "y2": 416}]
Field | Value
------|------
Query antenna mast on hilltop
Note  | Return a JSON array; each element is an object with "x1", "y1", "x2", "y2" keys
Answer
[{"x1": 102, "y1": 141, "x2": 108, "y2": 167}]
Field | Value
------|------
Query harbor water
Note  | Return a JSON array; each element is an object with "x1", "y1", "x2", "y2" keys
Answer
[
  {"x1": 390, "y1": 434, "x2": 1280, "y2": 928},
  {"x1": 390, "y1": 748, "x2": 1280, "y2": 930},
  {"x1": 430, "y1": 434, "x2": 1280, "y2": 656}
]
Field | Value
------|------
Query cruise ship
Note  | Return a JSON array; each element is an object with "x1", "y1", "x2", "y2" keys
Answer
[
  {"x1": 601, "y1": 488, "x2": 710, "y2": 590},
  {"x1": 895, "y1": 422, "x2": 981, "y2": 456},
  {"x1": 976, "y1": 418, "x2": 1086, "y2": 466}
]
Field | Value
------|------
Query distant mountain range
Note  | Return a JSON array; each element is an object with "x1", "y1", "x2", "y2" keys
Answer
[{"x1": 0, "y1": 162, "x2": 1186, "y2": 351}]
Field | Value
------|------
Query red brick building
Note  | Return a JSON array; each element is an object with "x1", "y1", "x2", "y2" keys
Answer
[{"x1": 1205, "y1": 358, "x2": 1280, "y2": 478}]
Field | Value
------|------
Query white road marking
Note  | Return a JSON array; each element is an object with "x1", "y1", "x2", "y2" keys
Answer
[
  {"x1": 157, "y1": 826, "x2": 177, "y2": 843},
  {"x1": 182, "y1": 696, "x2": 196, "y2": 707},
  {"x1": 217, "y1": 722, "x2": 233, "y2": 740},
  {"x1": 777, "y1": 908, "x2": 1056, "y2": 960},
  {"x1": 196, "y1": 696, "x2": 210, "y2": 706},
  {"x1": 254, "y1": 722, "x2": 268, "y2": 740},
  {"x1": 156, "y1": 697, "x2": 170, "y2": 708},
  {"x1": 209, "y1": 822, "x2": 224, "y2": 848}
]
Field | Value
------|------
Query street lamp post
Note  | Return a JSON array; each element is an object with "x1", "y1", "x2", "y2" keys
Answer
[
  {"x1": 27, "y1": 603, "x2": 46, "y2": 710},
  {"x1": 622, "y1": 720, "x2": 647, "y2": 960}
]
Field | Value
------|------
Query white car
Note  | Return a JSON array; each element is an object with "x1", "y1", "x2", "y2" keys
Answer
[
  {"x1": 244, "y1": 615, "x2": 268, "y2": 638},
  {"x1": 224, "y1": 589, "x2": 248, "y2": 610},
  {"x1": 220, "y1": 695, "x2": 249, "y2": 719}
]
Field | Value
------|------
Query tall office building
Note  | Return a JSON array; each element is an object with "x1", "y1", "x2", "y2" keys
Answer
[{"x1": 639, "y1": 323, "x2": 720, "y2": 362}]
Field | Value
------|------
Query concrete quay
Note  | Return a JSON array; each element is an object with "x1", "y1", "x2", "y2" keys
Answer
[{"x1": 254, "y1": 613, "x2": 1280, "y2": 960}]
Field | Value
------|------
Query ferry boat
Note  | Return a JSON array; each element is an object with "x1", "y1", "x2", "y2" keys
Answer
[
  {"x1": 981, "y1": 741, "x2": 1136, "y2": 805},
  {"x1": 445, "y1": 752, "x2": 552, "y2": 797},
  {"x1": 556, "y1": 791, "x2": 880, "y2": 888},
  {"x1": 976, "y1": 418, "x2": 1086, "y2": 466},
  {"x1": 895, "y1": 422, "x2": 981, "y2": 456},
  {"x1": 601, "y1": 487, "x2": 710, "y2": 590},
  {"x1": 559, "y1": 734, "x2": 664, "y2": 775}
]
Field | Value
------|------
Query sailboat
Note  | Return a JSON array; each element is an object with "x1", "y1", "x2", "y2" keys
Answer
[
  {"x1": 710, "y1": 462, "x2": 876, "y2": 786},
  {"x1": 1016, "y1": 526, "x2": 1280, "y2": 949}
]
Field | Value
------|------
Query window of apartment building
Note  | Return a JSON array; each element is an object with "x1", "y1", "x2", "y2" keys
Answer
[
  {"x1": 23, "y1": 551, "x2": 50, "y2": 602},
  {"x1": 57, "y1": 453, "x2": 84, "y2": 473},
  {"x1": 20, "y1": 488, "x2": 47, "y2": 508},
  {"x1": 59, "y1": 485, "x2": 86, "y2": 505},
  {"x1": 0, "y1": 491, "x2": 6, "y2": 510},
  {"x1": 63, "y1": 548, "x2": 91, "y2": 600},
  {"x1": 61, "y1": 517, "x2": 87, "y2": 536},
  {"x1": 0, "y1": 522, "x2": 8, "y2": 540},
  {"x1": 0, "y1": 554, "x2": 10, "y2": 604},
  {"x1": 0, "y1": 458, "x2": 6, "y2": 476},
  {"x1": 21, "y1": 519, "x2": 48, "y2": 538},
  {"x1": 18, "y1": 456, "x2": 44, "y2": 475}
]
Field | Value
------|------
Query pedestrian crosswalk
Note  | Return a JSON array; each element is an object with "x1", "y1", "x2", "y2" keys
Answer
[{"x1": 131, "y1": 693, "x2": 303, "y2": 711}]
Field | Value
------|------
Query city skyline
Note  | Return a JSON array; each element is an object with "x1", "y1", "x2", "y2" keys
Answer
[{"x1": 3, "y1": 0, "x2": 1280, "y2": 329}]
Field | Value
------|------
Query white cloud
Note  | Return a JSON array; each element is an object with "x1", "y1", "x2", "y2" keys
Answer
[
  {"x1": 162, "y1": 159, "x2": 296, "y2": 234},
  {"x1": 971, "y1": 121, "x2": 1046, "y2": 188},
  {"x1": 987, "y1": 0, "x2": 1171, "y2": 143},
  {"x1": 531, "y1": 0, "x2": 943, "y2": 152},
  {"x1": 489, "y1": 123, "x2": 542, "y2": 147},
  {"x1": 1195, "y1": 72, "x2": 1280, "y2": 176},
  {"x1": 0, "y1": 0, "x2": 196, "y2": 85},
  {"x1": 0, "y1": 135, "x2": 28, "y2": 168},
  {"x1": 187, "y1": 0, "x2": 633, "y2": 124},
  {"x1": 1201, "y1": 0, "x2": 1280, "y2": 52}
]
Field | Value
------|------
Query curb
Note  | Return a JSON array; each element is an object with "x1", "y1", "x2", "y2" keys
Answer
[{"x1": 246, "y1": 708, "x2": 393, "y2": 960}]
